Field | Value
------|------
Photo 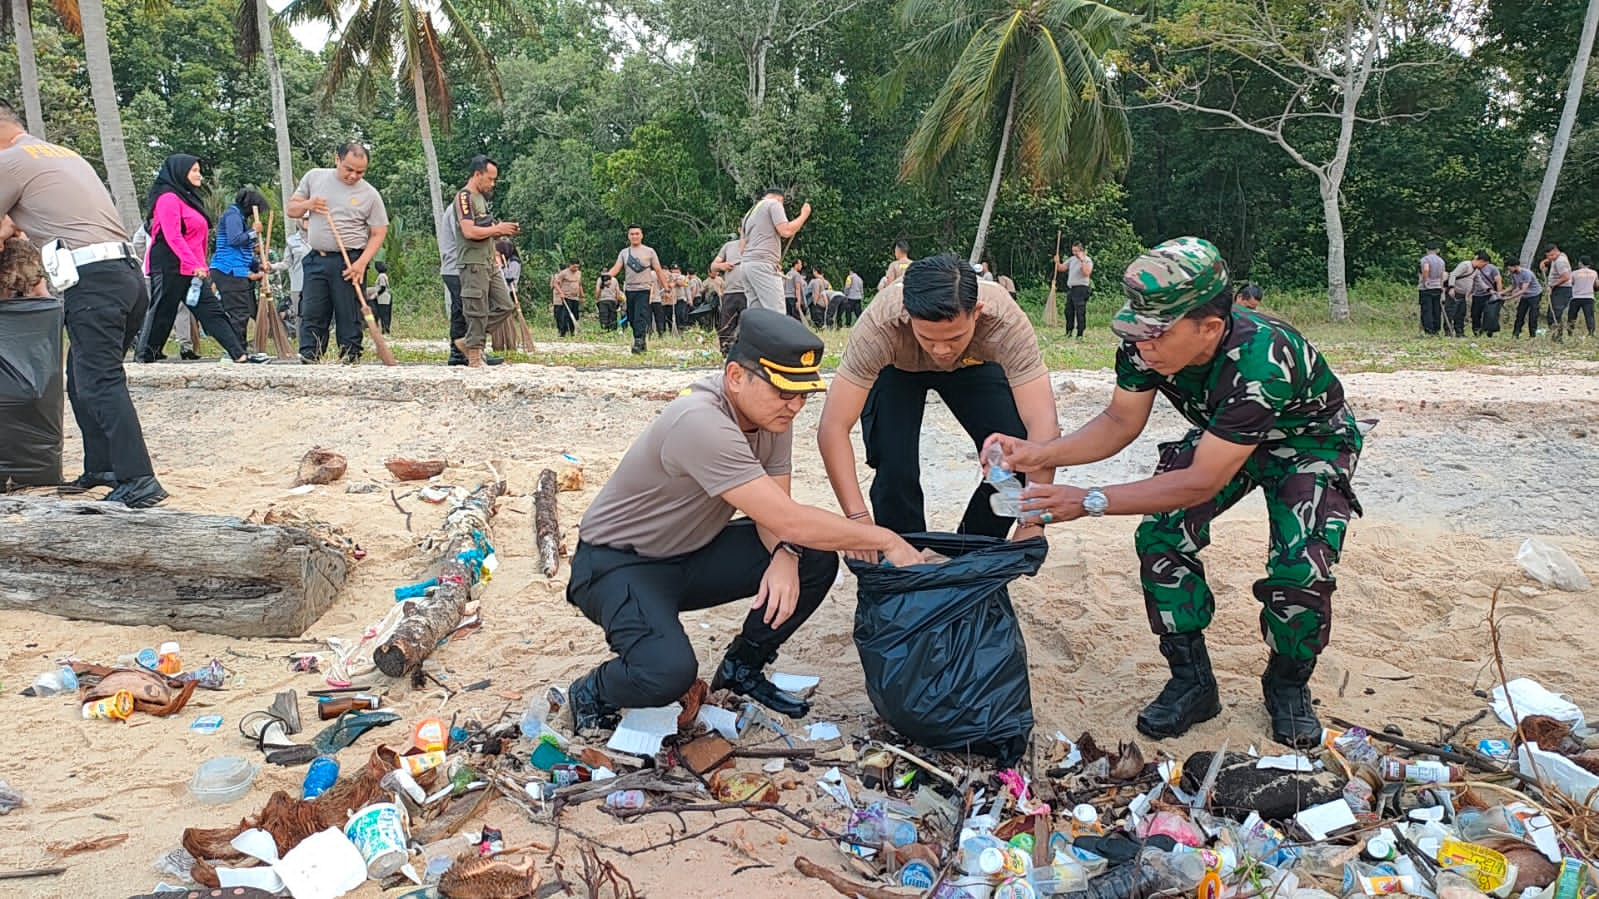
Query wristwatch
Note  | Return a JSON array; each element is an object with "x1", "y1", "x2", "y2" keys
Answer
[
  {"x1": 1082, "y1": 488, "x2": 1109, "y2": 517},
  {"x1": 774, "y1": 541, "x2": 803, "y2": 559}
]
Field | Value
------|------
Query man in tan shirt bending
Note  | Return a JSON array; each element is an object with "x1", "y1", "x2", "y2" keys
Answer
[
  {"x1": 818, "y1": 254, "x2": 1060, "y2": 543},
  {"x1": 552, "y1": 259, "x2": 584, "y2": 337}
]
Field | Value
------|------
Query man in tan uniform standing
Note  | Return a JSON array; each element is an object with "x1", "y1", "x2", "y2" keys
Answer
[
  {"x1": 818, "y1": 254, "x2": 1060, "y2": 540},
  {"x1": 287, "y1": 142, "x2": 389, "y2": 364},
  {"x1": 711, "y1": 231, "x2": 747, "y2": 353},
  {"x1": 741, "y1": 187, "x2": 810, "y2": 314},
  {"x1": 566, "y1": 309, "x2": 921, "y2": 731},
  {"x1": 450, "y1": 155, "x2": 519, "y2": 367},
  {"x1": 552, "y1": 259, "x2": 584, "y2": 337},
  {"x1": 0, "y1": 99, "x2": 166, "y2": 507},
  {"x1": 882, "y1": 240, "x2": 911, "y2": 288},
  {"x1": 605, "y1": 226, "x2": 671, "y2": 354}
]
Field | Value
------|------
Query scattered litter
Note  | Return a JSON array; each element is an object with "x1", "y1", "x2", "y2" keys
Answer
[
  {"x1": 695, "y1": 704, "x2": 739, "y2": 741},
  {"x1": 805, "y1": 721, "x2": 841, "y2": 741},
  {"x1": 1256, "y1": 753, "x2": 1316, "y2": 772},
  {"x1": 0, "y1": 779, "x2": 23, "y2": 814},
  {"x1": 1295, "y1": 798, "x2": 1358, "y2": 840},
  {"x1": 606, "y1": 704, "x2": 682, "y2": 757},
  {"x1": 769, "y1": 673, "x2": 819, "y2": 693},
  {"x1": 1490, "y1": 678, "x2": 1588, "y2": 733},
  {"x1": 288, "y1": 484, "x2": 317, "y2": 495},
  {"x1": 1516, "y1": 537, "x2": 1591, "y2": 591},
  {"x1": 189, "y1": 714, "x2": 224, "y2": 734}
]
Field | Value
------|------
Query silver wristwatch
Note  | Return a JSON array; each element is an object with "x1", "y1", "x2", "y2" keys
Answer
[{"x1": 1082, "y1": 487, "x2": 1109, "y2": 517}]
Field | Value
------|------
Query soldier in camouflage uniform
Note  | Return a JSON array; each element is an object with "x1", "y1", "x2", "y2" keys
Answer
[{"x1": 985, "y1": 237, "x2": 1362, "y2": 748}]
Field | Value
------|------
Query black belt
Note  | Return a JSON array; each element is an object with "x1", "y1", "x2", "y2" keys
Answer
[{"x1": 310, "y1": 248, "x2": 364, "y2": 258}]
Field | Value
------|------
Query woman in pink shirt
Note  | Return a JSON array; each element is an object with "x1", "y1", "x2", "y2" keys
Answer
[{"x1": 135, "y1": 154, "x2": 265, "y2": 363}]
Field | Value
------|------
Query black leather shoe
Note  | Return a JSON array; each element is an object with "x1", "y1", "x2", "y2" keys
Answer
[
  {"x1": 1262, "y1": 652, "x2": 1322, "y2": 749},
  {"x1": 179, "y1": 348, "x2": 201, "y2": 360},
  {"x1": 1135, "y1": 632, "x2": 1222, "y2": 739},
  {"x1": 631, "y1": 338, "x2": 646, "y2": 355},
  {"x1": 102, "y1": 476, "x2": 169, "y2": 509},
  {"x1": 568, "y1": 670, "x2": 621, "y2": 733},
  {"x1": 61, "y1": 471, "x2": 118, "y2": 493},
  {"x1": 711, "y1": 636, "x2": 810, "y2": 719}
]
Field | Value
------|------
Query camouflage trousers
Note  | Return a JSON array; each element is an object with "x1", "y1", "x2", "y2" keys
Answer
[{"x1": 1136, "y1": 430, "x2": 1362, "y2": 661}]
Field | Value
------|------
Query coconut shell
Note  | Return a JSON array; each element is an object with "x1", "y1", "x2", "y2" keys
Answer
[
  {"x1": 556, "y1": 464, "x2": 584, "y2": 492},
  {"x1": 385, "y1": 457, "x2": 447, "y2": 481},
  {"x1": 1480, "y1": 838, "x2": 1560, "y2": 891},
  {"x1": 439, "y1": 852, "x2": 540, "y2": 899},
  {"x1": 295, "y1": 447, "x2": 347, "y2": 485}
]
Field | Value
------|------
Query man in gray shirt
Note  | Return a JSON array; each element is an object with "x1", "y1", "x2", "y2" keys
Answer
[
  {"x1": 783, "y1": 258, "x2": 807, "y2": 322},
  {"x1": 286, "y1": 142, "x2": 390, "y2": 363},
  {"x1": 1504, "y1": 257, "x2": 1543, "y2": 339},
  {"x1": 1054, "y1": 241, "x2": 1094, "y2": 338},
  {"x1": 711, "y1": 231, "x2": 747, "y2": 354},
  {"x1": 1540, "y1": 242, "x2": 1573, "y2": 342},
  {"x1": 839, "y1": 268, "x2": 864, "y2": 327},
  {"x1": 1468, "y1": 251, "x2": 1503, "y2": 336},
  {"x1": 740, "y1": 187, "x2": 810, "y2": 314},
  {"x1": 1418, "y1": 241, "x2": 1446, "y2": 336}
]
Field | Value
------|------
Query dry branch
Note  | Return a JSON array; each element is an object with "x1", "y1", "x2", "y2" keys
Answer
[{"x1": 534, "y1": 468, "x2": 560, "y2": 577}]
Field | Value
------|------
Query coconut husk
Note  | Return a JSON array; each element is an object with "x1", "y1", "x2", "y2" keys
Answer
[
  {"x1": 676, "y1": 679, "x2": 708, "y2": 729},
  {"x1": 556, "y1": 464, "x2": 584, "y2": 492},
  {"x1": 295, "y1": 447, "x2": 347, "y2": 485},
  {"x1": 385, "y1": 457, "x2": 447, "y2": 481},
  {"x1": 1480, "y1": 838, "x2": 1561, "y2": 891},
  {"x1": 439, "y1": 851, "x2": 541, "y2": 899}
]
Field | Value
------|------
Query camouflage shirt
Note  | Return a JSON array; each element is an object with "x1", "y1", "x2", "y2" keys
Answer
[{"x1": 1116, "y1": 310, "x2": 1361, "y2": 452}]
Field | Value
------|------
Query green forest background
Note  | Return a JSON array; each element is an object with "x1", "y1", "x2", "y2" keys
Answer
[{"x1": 3, "y1": 0, "x2": 1595, "y2": 326}]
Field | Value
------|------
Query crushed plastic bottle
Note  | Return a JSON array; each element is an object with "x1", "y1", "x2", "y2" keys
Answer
[
  {"x1": 30, "y1": 665, "x2": 78, "y2": 696},
  {"x1": 1517, "y1": 538, "x2": 1591, "y2": 591},
  {"x1": 984, "y1": 443, "x2": 1024, "y2": 517}
]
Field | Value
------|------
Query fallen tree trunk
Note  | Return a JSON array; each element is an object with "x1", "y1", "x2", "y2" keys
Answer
[
  {"x1": 373, "y1": 480, "x2": 504, "y2": 678},
  {"x1": 534, "y1": 468, "x2": 559, "y2": 578},
  {"x1": 0, "y1": 496, "x2": 347, "y2": 637}
]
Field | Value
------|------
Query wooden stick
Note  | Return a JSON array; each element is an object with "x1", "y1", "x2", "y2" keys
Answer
[
  {"x1": 794, "y1": 857, "x2": 904, "y2": 899},
  {"x1": 1043, "y1": 230, "x2": 1062, "y2": 328},
  {"x1": 320, "y1": 208, "x2": 397, "y2": 366},
  {"x1": 1327, "y1": 716, "x2": 1537, "y2": 787},
  {"x1": 0, "y1": 868, "x2": 67, "y2": 880},
  {"x1": 249, "y1": 205, "x2": 294, "y2": 358}
]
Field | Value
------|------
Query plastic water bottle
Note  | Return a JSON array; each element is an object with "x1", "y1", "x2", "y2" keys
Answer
[
  {"x1": 31, "y1": 665, "x2": 79, "y2": 696},
  {"x1": 185, "y1": 276, "x2": 203, "y2": 307},
  {"x1": 302, "y1": 755, "x2": 339, "y2": 799},
  {"x1": 984, "y1": 443, "x2": 1023, "y2": 517}
]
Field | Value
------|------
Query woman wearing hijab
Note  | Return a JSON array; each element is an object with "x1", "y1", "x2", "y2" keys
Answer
[
  {"x1": 135, "y1": 154, "x2": 267, "y2": 363},
  {"x1": 209, "y1": 186, "x2": 271, "y2": 350}
]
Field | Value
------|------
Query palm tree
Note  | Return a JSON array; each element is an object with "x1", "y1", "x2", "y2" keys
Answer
[
  {"x1": 237, "y1": 0, "x2": 296, "y2": 243},
  {"x1": 77, "y1": 0, "x2": 141, "y2": 231},
  {"x1": 896, "y1": 0, "x2": 1130, "y2": 264},
  {"x1": 280, "y1": 0, "x2": 508, "y2": 262},
  {"x1": 3, "y1": 0, "x2": 55, "y2": 136}
]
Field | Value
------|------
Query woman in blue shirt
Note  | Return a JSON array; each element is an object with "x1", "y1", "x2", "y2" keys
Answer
[{"x1": 209, "y1": 188, "x2": 270, "y2": 349}]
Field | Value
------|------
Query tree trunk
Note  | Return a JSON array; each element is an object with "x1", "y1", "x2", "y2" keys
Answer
[
  {"x1": 11, "y1": 0, "x2": 46, "y2": 138},
  {"x1": 969, "y1": 78, "x2": 1018, "y2": 266},
  {"x1": 373, "y1": 481, "x2": 503, "y2": 677},
  {"x1": 1520, "y1": 0, "x2": 1599, "y2": 268},
  {"x1": 76, "y1": 0, "x2": 140, "y2": 233},
  {"x1": 1321, "y1": 178, "x2": 1350, "y2": 322},
  {"x1": 410, "y1": 63, "x2": 450, "y2": 271},
  {"x1": 256, "y1": 0, "x2": 296, "y2": 245},
  {"x1": 0, "y1": 496, "x2": 348, "y2": 637},
  {"x1": 534, "y1": 468, "x2": 560, "y2": 577}
]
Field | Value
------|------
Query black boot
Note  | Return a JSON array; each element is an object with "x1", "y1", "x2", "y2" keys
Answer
[
  {"x1": 631, "y1": 337, "x2": 646, "y2": 355},
  {"x1": 1136, "y1": 632, "x2": 1222, "y2": 739},
  {"x1": 711, "y1": 636, "x2": 810, "y2": 720},
  {"x1": 102, "y1": 476, "x2": 169, "y2": 509},
  {"x1": 567, "y1": 670, "x2": 621, "y2": 733},
  {"x1": 1262, "y1": 653, "x2": 1322, "y2": 749},
  {"x1": 60, "y1": 471, "x2": 118, "y2": 493}
]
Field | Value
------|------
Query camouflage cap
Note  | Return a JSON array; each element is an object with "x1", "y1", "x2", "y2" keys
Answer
[{"x1": 1111, "y1": 237, "x2": 1230, "y2": 341}]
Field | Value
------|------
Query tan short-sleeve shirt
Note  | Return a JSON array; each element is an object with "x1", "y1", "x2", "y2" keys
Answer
[
  {"x1": 836, "y1": 279, "x2": 1047, "y2": 390},
  {"x1": 577, "y1": 375, "x2": 792, "y2": 558},
  {"x1": 553, "y1": 268, "x2": 583, "y2": 300}
]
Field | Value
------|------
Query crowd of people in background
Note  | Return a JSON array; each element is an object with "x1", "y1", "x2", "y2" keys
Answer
[{"x1": 1420, "y1": 241, "x2": 1598, "y2": 341}]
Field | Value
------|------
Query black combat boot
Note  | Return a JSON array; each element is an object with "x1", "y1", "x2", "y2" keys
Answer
[
  {"x1": 711, "y1": 636, "x2": 810, "y2": 720},
  {"x1": 61, "y1": 471, "x2": 118, "y2": 493},
  {"x1": 1261, "y1": 652, "x2": 1322, "y2": 749},
  {"x1": 102, "y1": 475, "x2": 169, "y2": 509},
  {"x1": 567, "y1": 670, "x2": 621, "y2": 733},
  {"x1": 1135, "y1": 632, "x2": 1222, "y2": 739}
]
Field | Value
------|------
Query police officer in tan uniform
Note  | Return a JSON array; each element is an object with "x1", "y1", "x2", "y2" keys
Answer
[
  {"x1": 0, "y1": 99, "x2": 166, "y2": 507},
  {"x1": 450, "y1": 155, "x2": 519, "y2": 367}
]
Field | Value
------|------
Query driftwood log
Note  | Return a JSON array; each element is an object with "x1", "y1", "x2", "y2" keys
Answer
[
  {"x1": 534, "y1": 468, "x2": 560, "y2": 578},
  {"x1": 0, "y1": 496, "x2": 347, "y2": 637},
  {"x1": 373, "y1": 480, "x2": 504, "y2": 677}
]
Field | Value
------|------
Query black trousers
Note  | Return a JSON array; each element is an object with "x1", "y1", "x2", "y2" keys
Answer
[
  {"x1": 1514, "y1": 296, "x2": 1542, "y2": 337},
  {"x1": 1443, "y1": 294, "x2": 1467, "y2": 336},
  {"x1": 373, "y1": 302, "x2": 392, "y2": 335},
  {"x1": 651, "y1": 302, "x2": 671, "y2": 336},
  {"x1": 785, "y1": 296, "x2": 802, "y2": 322},
  {"x1": 1568, "y1": 297, "x2": 1596, "y2": 335},
  {"x1": 597, "y1": 298, "x2": 618, "y2": 331},
  {"x1": 299, "y1": 251, "x2": 364, "y2": 362},
  {"x1": 144, "y1": 267, "x2": 247, "y2": 360},
  {"x1": 717, "y1": 290, "x2": 747, "y2": 354},
  {"x1": 1470, "y1": 294, "x2": 1497, "y2": 335},
  {"x1": 554, "y1": 301, "x2": 576, "y2": 336},
  {"x1": 1547, "y1": 287, "x2": 1572, "y2": 340},
  {"x1": 65, "y1": 259, "x2": 154, "y2": 480},
  {"x1": 1418, "y1": 288, "x2": 1442, "y2": 335},
  {"x1": 212, "y1": 271, "x2": 256, "y2": 349},
  {"x1": 1067, "y1": 285, "x2": 1090, "y2": 336},
  {"x1": 445, "y1": 274, "x2": 467, "y2": 364},
  {"x1": 567, "y1": 520, "x2": 840, "y2": 710},
  {"x1": 836, "y1": 298, "x2": 861, "y2": 327},
  {"x1": 860, "y1": 363, "x2": 1026, "y2": 538},
  {"x1": 624, "y1": 289, "x2": 651, "y2": 343},
  {"x1": 674, "y1": 300, "x2": 692, "y2": 330}
]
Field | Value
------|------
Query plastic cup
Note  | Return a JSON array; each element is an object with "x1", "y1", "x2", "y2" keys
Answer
[{"x1": 344, "y1": 801, "x2": 409, "y2": 880}]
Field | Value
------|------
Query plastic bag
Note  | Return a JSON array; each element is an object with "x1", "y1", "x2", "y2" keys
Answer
[
  {"x1": 0, "y1": 297, "x2": 65, "y2": 487},
  {"x1": 1516, "y1": 538, "x2": 1590, "y2": 592},
  {"x1": 848, "y1": 533, "x2": 1046, "y2": 765}
]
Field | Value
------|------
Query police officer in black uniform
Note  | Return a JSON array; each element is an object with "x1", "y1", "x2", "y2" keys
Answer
[{"x1": 0, "y1": 99, "x2": 167, "y2": 507}]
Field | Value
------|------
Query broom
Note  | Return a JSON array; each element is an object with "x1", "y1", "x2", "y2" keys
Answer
[
  {"x1": 1043, "y1": 231, "x2": 1061, "y2": 328},
  {"x1": 321, "y1": 209, "x2": 398, "y2": 366}
]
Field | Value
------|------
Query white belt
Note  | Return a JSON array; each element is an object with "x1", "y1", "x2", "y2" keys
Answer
[{"x1": 70, "y1": 241, "x2": 136, "y2": 266}]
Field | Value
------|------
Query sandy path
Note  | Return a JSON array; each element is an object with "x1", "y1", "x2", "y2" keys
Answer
[{"x1": 1, "y1": 363, "x2": 1595, "y2": 898}]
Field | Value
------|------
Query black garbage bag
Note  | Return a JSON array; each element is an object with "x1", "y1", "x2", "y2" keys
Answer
[
  {"x1": 0, "y1": 298, "x2": 65, "y2": 488},
  {"x1": 848, "y1": 532, "x2": 1046, "y2": 765}
]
